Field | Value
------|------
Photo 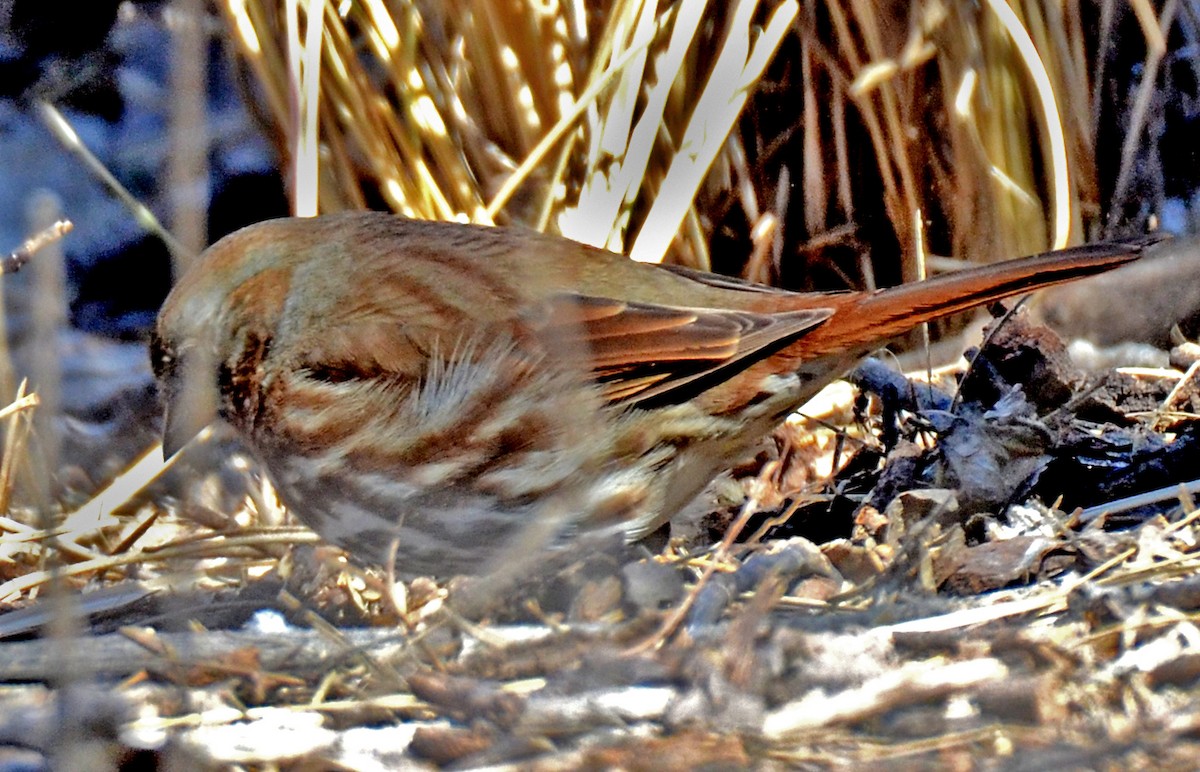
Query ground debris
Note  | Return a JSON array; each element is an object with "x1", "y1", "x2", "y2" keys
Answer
[{"x1": 1, "y1": 314, "x2": 1199, "y2": 768}]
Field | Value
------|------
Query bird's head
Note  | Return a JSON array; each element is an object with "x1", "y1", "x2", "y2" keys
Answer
[{"x1": 153, "y1": 217, "x2": 305, "y2": 457}]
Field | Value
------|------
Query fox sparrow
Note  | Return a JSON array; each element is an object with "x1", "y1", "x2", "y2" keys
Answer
[{"x1": 152, "y1": 212, "x2": 1153, "y2": 574}]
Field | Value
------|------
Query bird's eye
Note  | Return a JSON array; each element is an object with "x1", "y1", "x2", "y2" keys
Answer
[{"x1": 149, "y1": 333, "x2": 175, "y2": 378}]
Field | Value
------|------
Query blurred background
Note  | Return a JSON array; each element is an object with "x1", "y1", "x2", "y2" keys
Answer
[
  {"x1": 0, "y1": 0, "x2": 1191, "y2": 579},
  {"x1": 0, "y1": 4, "x2": 1198, "y2": 766}
]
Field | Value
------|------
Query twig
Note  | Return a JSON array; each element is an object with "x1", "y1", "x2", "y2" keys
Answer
[
  {"x1": 626, "y1": 460, "x2": 775, "y2": 654},
  {"x1": 2, "y1": 220, "x2": 73, "y2": 275}
]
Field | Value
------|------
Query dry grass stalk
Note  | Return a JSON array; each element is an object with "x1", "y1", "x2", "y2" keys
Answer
[
  {"x1": 216, "y1": 1, "x2": 1163, "y2": 295},
  {"x1": 221, "y1": 0, "x2": 799, "y2": 266}
]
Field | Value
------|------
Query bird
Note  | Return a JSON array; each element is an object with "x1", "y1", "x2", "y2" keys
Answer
[{"x1": 152, "y1": 211, "x2": 1155, "y2": 575}]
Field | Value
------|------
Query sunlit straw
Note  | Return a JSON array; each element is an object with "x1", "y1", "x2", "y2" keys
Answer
[
  {"x1": 293, "y1": 0, "x2": 325, "y2": 217},
  {"x1": 629, "y1": 0, "x2": 797, "y2": 263},
  {"x1": 226, "y1": 0, "x2": 262, "y2": 55}
]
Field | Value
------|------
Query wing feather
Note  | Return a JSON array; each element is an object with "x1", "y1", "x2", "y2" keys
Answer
[
  {"x1": 528, "y1": 293, "x2": 833, "y2": 405},
  {"x1": 285, "y1": 292, "x2": 834, "y2": 409}
]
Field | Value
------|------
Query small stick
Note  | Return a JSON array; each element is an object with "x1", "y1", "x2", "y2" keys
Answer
[{"x1": 2, "y1": 220, "x2": 73, "y2": 275}]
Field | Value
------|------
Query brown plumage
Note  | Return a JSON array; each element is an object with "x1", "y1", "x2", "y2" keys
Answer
[{"x1": 153, "y1": 211, "x2": 1154, "y2": 574}]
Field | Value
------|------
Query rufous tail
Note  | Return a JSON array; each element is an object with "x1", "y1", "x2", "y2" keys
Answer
[{"x1": 806, "y1": 235, "x2": 1163, "y2": 352}]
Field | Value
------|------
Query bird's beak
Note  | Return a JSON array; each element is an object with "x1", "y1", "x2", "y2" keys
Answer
[{"x1": 161, "y1": 353, "x2": 219, "y2": 458}]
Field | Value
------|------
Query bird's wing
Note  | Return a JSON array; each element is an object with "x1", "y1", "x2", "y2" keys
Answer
[
  {"x1": 523, "y1": 294, "x2": 833, "y2": 406},
  {"x1": 282, "y1": 293, "x2": 832, "y2": 409}
]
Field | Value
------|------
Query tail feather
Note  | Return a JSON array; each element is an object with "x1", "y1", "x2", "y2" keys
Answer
[{"x1": 807, "y1": 235, "x2": 1163, "y2": 352}]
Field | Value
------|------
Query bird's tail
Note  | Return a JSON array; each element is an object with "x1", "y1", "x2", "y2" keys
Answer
[{"x1": 798, "y1": 235, "x2": 1163, "y2": 355}]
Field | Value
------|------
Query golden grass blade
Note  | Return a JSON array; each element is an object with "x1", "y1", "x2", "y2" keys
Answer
[
  {"x1": 983, "y1": 0, "x2": 1070, "y2": 249},
  {"x1": 560, "y1": 0, "x2": 693, "y2": 248},
  {"x1": 485, "y1": 27, "x2": 662, "y2": 222},
  {"x1": 0, "y1": 382, "x2": 36, "y2": 519},
  {"x1": 629, "y1": 0, "x2": 798, "y2": 263},
  {"x1": 293, "y1": 0, "x2": 326, "y2": 217}
]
